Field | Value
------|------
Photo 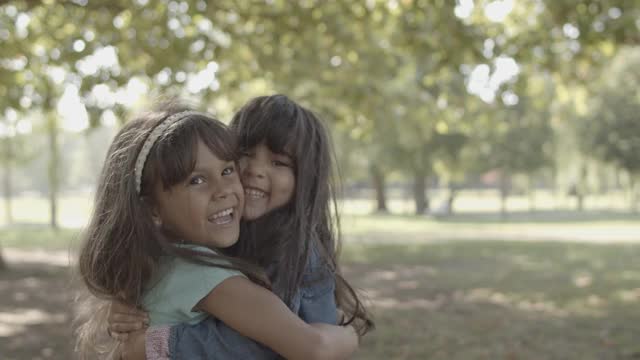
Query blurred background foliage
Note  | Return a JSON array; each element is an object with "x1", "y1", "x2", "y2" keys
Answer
[{"x1": 0, "y1": 0, "x2": 638, "y2": 225}]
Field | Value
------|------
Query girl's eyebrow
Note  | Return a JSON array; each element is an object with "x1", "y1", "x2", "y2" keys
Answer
[
  {"x1": 193, "y1": 159, "x2": 234, "y2": 171},
  {"x1": 275, "y1": 149, "x2": 293, "y2": 158},
  {"x1": 275, "y1": 152, "x2": 294, "y2": 162}
]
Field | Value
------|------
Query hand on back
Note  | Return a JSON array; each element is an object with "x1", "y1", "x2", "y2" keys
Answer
[{"x1": 107, "y1": 300, "x2": 149, "y2": 341}]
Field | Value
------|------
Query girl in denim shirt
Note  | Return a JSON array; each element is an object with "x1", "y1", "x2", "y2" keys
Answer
[{"x1": 109, "y1": 95, "x2": 374, "y2": 359}]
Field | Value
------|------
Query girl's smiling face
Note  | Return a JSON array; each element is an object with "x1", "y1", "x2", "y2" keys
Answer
[
  {"x1": 152, "y1": 138, "x2": 244, "y2": 249},
  {"x1": 239, "y1": 142, "x2": 295, "y2": 220}
]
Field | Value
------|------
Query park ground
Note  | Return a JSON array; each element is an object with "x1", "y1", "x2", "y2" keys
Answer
[{"x1": 1, "y1": 195, "x2": 640, "y2": 359}]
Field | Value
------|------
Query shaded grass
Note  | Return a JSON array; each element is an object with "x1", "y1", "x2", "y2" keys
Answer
[
  {"x1": 0, "y1": 262, "x2": 75, "y2": 360},
  {"x1": 342, "y1": 241, "x2": 640, "y2": 359},
  {"x1": 1, "y1": 225, "x2": 640, "y2": 359}
]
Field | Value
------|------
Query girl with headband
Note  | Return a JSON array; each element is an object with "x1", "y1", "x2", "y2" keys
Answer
[{"x1": 75, "y1": 102, "x2": 358, "y2": 360}]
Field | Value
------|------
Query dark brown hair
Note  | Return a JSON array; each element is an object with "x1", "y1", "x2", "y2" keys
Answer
[{"x1": 229, "y1": 94, "x2": 374, "y2": 336}]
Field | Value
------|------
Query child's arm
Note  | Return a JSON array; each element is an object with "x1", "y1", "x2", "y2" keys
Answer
[
  {"x1": 117, "y1": 276, "x2": 356, "y2": 360},
  {"x1": 197, "y1": 275, "x2": 357, "y2": 360},
  {"x1": 108, "y1": 297, "x2": 286, "y2": 359}
]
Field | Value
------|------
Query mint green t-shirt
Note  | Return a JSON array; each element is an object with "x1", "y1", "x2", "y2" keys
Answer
[{"x1": 143, "y1": 245, "x2": 244, "y2": 326}]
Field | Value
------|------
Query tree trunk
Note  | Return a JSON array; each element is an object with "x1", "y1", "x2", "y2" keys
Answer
[
  {"x1": 527, "y1": 174, "x2": 536, "y2": 213},
  {"x1": 551, "y1": 164, "x2": 560, "y2": 210},
  {"x1": 370, "y1": 164, "x2": 388, "y2": 213},
  {"x1": 576, "y1": 164, "x2": 587, "y2": 212},
  {"x1": 47, "y1": 113, "x2": 59, "y2": 230},
  {"x1": 0, "y1": 249, "x2": 6, "y2": 271},
  {"x1": 413, "y1": 169, "x2": 429, "y2": 215},
  {"x1": 499, "y1": 171, "x2": 510, "y2": 220},
  {"x1": 446, "y1": 182, "x2": 457, "y2": 216},
  {"x1": 2, "y1": 136, "x2": 13, "y2": 225},
  {"x1": 630, "y1": 177, "x2": 638, "y2": 214}
]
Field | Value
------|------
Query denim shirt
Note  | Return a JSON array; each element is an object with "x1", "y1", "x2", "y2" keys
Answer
[{"x1": 168, "y1": 247, "x2": 337, "y2": 359}]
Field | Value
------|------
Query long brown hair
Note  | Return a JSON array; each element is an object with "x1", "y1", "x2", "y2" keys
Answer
[
  {"x1": 229, "y1": 94, "x2": 374, "y2": 336},
  {"x1": 75, "y1": 102, "x2": 269, "y2": 357}
]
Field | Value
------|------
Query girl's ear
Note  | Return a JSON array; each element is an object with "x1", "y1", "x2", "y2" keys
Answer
[
  {"x1": 142, "y1": 196, "x2": 163, "y2": 227},
  {"x1": 151, "y1": 213, "x2": 163, "y2": 227}
]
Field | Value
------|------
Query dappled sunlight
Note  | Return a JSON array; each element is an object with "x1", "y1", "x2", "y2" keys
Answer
[
  {"x1": 563, "y1": 295, "x2": 609, "y2": 317},
  {"x1": 572, "y1": 273, "x2": 593, "y2": 288},
  {"x1": 0, "y1": 259, "x2": 76, "y2": 358},
  {"x1": 366, "y1": 270, "x2": 398, "y2": 281},
  {"x1": 619, "y1": 271, "x2": 640, "y2": 280},
  {"x1": 616, "y1": 288, "x2": 640, "y2": 303},
  {"x1": 347, "y1": 264, "x2": 447, "y2": 311},
  {"x1": 354, "y1": 267, "x2": 606, "y2": 316},
  {"x1": 368, "y1": 295, "x2": 447, "y2": 311},
  {"x1": 343, "y1": 239, "x2": 640, "y2": 353},
  {"x1": 360, "y1": 281, "x2": 447, "y2": 311},
  {"x1": 397, "y1": 280, "x2": 419, "y2": 290},
  {"x1": 506, "y1": 254, "x2": 553, "y2": 270},
  {"x1": 362, "y1": 265, "x2": 438, "y2": 284},
  {"x1": 0, "y1": 309, "x2": 67, "y2": 337},
  {"x1": 454, "y1": 287, "x2": 569, "y2": 317},
  {"x1": 3, "y1": 248, "x2": 74, "y2": 267}
]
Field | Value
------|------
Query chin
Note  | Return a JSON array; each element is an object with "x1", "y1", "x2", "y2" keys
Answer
[
  {"x1": 243, "y1": 208, "x2": 266, "y2": 221},
  {"x1": 216, "y1": 239, "x2": 238, "y2": 249}
]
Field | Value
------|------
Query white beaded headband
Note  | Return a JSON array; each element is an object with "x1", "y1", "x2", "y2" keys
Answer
[{"x1": 134, "y1": 110, "x2": 203, "y2": 194}]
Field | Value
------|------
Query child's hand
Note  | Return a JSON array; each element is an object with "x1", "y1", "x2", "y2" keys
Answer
[
  {"x1": 310, "y1": 322, "x2": 359, "y2": 359},
  {"x1": 337, "y1": 308, "x2": 346, "y2": 324},
  {"x1": 107, "y1": 300, "x2": 149, "y2": 341},
  {"x1": 118, "y1": 329, "x2": 147, "y2": 360}
]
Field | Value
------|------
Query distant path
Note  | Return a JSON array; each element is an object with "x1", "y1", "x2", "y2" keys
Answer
[
  {"x1": 5, "y1": 222, "x2": 640, "y2": 268},
  {"x1": 3, "y1": 248, "x2": 73, "y2": 267},
  {"x1": 346, "y1": 222, "x2": 640, "y2": 244}
]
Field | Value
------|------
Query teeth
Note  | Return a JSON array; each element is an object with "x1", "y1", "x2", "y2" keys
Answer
[
  {"x1": 245, "y1": 189, "x2": 266, "y2": 198},
  {"x1": 211, "y1": 208, "x2": 233, "y2": 220}
]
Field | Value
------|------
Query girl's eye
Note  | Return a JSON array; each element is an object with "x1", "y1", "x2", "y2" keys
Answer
[
  {"x1": 222, "y1": 166, "x2": 235, "y2": 176},
  {"x1": 189, "y1": 176, "x2": 205, "y2": 185},
  {"x1": 272, "y1": 154, "x2": 293, "y2": 167}
]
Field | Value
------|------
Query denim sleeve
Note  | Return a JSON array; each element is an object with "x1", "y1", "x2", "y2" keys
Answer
[
  {"x1": 169, "y1": 317, "x2": 278, "y2": 360},
  {"x1": 168, "y1": 290, "x2": 303, "y2": 359},
  {"x1": 298, "y1": 246, "x2": 338, "y2": 325}
]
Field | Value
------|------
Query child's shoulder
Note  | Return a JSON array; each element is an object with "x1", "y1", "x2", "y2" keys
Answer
[
  {"x1": 147, "y1": 245, "x2": 243, "y2": 295},
  {"x1": 167, "y1": 245, "x2": 241, "y2": 278}
]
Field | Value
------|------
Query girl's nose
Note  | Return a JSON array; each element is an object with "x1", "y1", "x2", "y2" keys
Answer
[
  {"x1": 213, "y1": 188, "x2": 228, "y2": 200},
  {"x1": 242, "y1": 158, "x2": 266, "y2": 179},
  {"x1": 212, "y1": 182, "x2": 232, "y2": 200}
]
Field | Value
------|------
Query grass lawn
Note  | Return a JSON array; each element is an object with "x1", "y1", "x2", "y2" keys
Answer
[
  {"x1": 2, "y1": 224, "x2": 640, "y2": 359},
  {"x1": 1, "y1": 199, "x2": 640, "y2": 359},
  {"x1": 342, "y1": 241, "x2": 640, "y2": 359}
]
